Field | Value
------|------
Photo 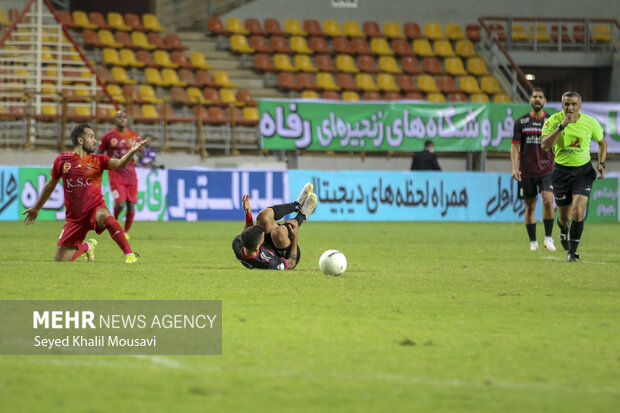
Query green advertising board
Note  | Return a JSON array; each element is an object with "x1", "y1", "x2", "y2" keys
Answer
[{"x1": 588, "y1": 178, "x2": 618, "y2": 222}]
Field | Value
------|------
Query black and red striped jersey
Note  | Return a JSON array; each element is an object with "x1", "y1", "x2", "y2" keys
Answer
[
  {"x1": 512, "y1": 111, "x2": 554, "y2": 178},
  {"x1": 232, "y1": 236, "x2": 288, "y2": 270}
]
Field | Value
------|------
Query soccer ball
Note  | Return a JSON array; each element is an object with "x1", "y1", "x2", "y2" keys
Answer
[{"x1": 319, "y1": 250, "x2": 347, "y2": 276}]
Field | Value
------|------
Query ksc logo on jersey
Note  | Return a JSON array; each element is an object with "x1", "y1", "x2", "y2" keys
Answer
[
  {"x1": 63, "y1": 162, "x2": 71, "y2": 173},
  {"x1": 111, "y1": 138, "x2": 118, "y2": 147}
]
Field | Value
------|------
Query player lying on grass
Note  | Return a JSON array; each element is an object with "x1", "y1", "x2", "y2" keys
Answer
[
  {"x1": 23, "y1": 124, "x2": 145, "y2": 263},
  {"x1": 232, "y1": 183, "x2": 317, "y2": 270}
]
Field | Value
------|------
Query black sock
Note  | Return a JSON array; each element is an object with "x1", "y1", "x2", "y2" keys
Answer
[
  {"x1": 526, "y1": 223, "x2": 536, "y2": 242},
  {"x1": 543, "y1": 219, "x2": 554, "y2": 237},
  {"x1": 270, "y1": 203, "x2": 297, "y2": 220},
  {"x1": 294, "y1": 213, "x2": 307, "y2": 227},
  {"x1": 569, "y1": 221, "x2": 584, "y2": 254}
]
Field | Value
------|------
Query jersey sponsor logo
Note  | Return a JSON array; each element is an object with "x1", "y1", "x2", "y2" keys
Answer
[
  {"x1": 520, "y1": 118, "x2": 529, "y2": 124},
  {"x1": 568, "y1": 138, "x2": 580, "y2": 148},
  {"x1": 260, "y1": 251, "x2": 273, "y2": 262},
  {"x1": 64, "y1": 177, "x2": 94, "y2": 192},
  {"x1": 111, "y1": 138, "x2": 118, "y2": 147},
  {"x1": 63, "y1": 162, "x2": 71, "y2": 173}
]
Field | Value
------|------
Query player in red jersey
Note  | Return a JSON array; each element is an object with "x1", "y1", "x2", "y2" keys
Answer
[
  {"x1": 98, "y1": 110, "x2": 140, "y2": 239},
  {"x1": 23, "y1": 124, "x2": 146, "y2": 263}
]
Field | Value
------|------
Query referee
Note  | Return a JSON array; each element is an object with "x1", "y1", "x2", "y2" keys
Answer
[{"x1": 541, "y1": 91, "x2": 608, "y2": 262}]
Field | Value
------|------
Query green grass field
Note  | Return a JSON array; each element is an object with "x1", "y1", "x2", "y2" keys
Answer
[{"x1": 1, "y1": 220, "x2": 619, "y2": 412}]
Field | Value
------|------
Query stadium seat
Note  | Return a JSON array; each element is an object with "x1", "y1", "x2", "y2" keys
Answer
[
  {"x1": 351, "y1": 38, "x2": 373, "y2": 55},
  {"x1": 401, "y1": 56, "x2": 423, "y2": 74},
  {"x1": 304, "y1": 19, "x2": 325, "y2": 37},
  {"x1": 95, "y1": 67, "x2": 118, "y2": 84},
  {"x1": 317, "y1": 72, "x2": 340, "y2": 91},
  {"x1": 171, "y1": 51, "x2": 196, "y2": 69},
  {"x1": 437, "y1": 75, "x2": 460, "y2": 94},
  {"x1": 249, "y1": 36, "x2": 273, "y2": 53},
  {"x1": 529, "y1": 23, "x2": 551, "y2": 43},
  {"x1": 298, "y1": 72, "x2": 320, "y2": 90},
  {"x1": 445, "y1": 23, "x2": 466, "y2": 40},
  {"x1": 384, "y1": 21, "x2": 405, "y2": 39},
  {"x1": 242, "y1": 107, "x2": 260, "y2": 124},
  {"x1": 237, "y1": 89, "x2": 257, "y2": 106},
  {"x1": 187, "y1": 87, "x2": 209, "y2": 104},
  {"x1": 337, "y1": 73, "x2": 360, "y2": 91},
  {"x1": 108, "y1": 12, "x2": 132, "y2": 31},
  {"x1": 343, "y1": 21, "x2": 365, "y2": 38},
  {"x1": 196, "y1": 70, "x2": 220, "y2": 88},
  {"x1": 493, "y1": 93, "x2": 512, "y2": 103},
  {"x1": 143, "y1": 14, "x2": 166, "y2": 32},
  {"x1": 253, "y1": 54, "x2": 278, "y2": 72},
  {"x1": 427, "y1": 92, "x2": 446, "y2": 102},
  {"x1": 203, "y1": 88, "x2": 225, "y2": 105},
  {"x1": 455, "y1": 39, "x2": 477, "y2": 57},
  {"x1": 396, "y1": 74, "x2": 418, "y2": 92},
  {"x1": 378, "y1": 56, "x2": 402, "y2": 74},
  {"x1": 511, "y1": 24, "x2": 528, "y2": 42},
  {"x1": 391, "y1": 39, "x2": 414, "y2": 56},
  {"x1": 458, "y1": 75, "x2": 481, "y2": 94},
  {"x1": 480, "y1": 76, "x2": 503, "y2": 94},
  {"x1": 356, "y1": 73, "x2": 379, "y2": 91},
  {"x1": 445, "y1": 57, "x2": 467, "y2": 76},
  {"x1": 132, "y1": 31, "x2": 156, "y2": 50},
  {"x1": 309, "y1": 37, "x2": 332, "y2": 54},
  {"x1": 72, "y1": 11, "x2": 98, "y2": 30},
  {"x1": 220, "y1": 88, "x2": 244, "y2": 105},
  {"x1": 404, "y1": 22, "x2": 424, "y2": 40},
  {"x1": 550, "y1": 25, "x2": 571, "y2": 43},
  {"x1": 229, "y1": 87, "x2": 253, "y2": 105},
  {"x1": 363, "y1": 21, "x2": 384, "y2": 38},
  {"x1": 231, "y1": 35, "x2": 255, "y2": 53},
  {"x1": 471, "y1": 93, "x2": 490, "y2": 103},
  {"x1": 120, "y1": 49, "x2": 145, "y2": 67},
  {"x1": 140, "y1": 104, "x2": 160, "y2": 120},
  {"x1": 448, "y1": 92, "x2": 468, "y2": 102},
  {"x1": 417, "y1": 74, "x2": 439, "y2": 93},
  {"x1": 336, "y1": 55, "x2": 359, "y2": 73},
  {"x1": 125, "y1": 14, "x2": 147, "y2": 31},
  {"x1": 96, "y1": 106, "x2": 115, "y2": 122},
  {"x1": 290, "y1": 36, "x2": 313, "y2": 54},
  {"x1": 362, "y1": 91, "x2": 382, "y2": 100},
  {"x1": 271, "y1": 36, "x2": 293, "y2": 54},
  {"x1": 178, "y1": 69, "x2": 200, "y2": 87},
  {"x1": 145, "y1": 67, "x2": 166, "y2": 86},
  {"x1": 285, "y1": 19, "x2": 306, "y2": 36},
  {"x1": 320, "y1": 90, "x2": 339, "y2": 100},
  {"x1": 412, "y1": 39, "x2": 435, "y2": 56},
  {"x1": 207, "y1": 107, "x2": 228, "y2": 125},
  {"x1": 338, "y1": 91, "x2": 357, "y2": 101},
  {"x1": 488, "y1": 24, "x2": 507, "y2": 41},
  {"x1": 136, "y1": 50, "x2": 159, "y2": 67},
  {"x1": 295, "y1": 55, "x2": 318, "y2": 72},
  {"x1": 377, "y1": 73, "x2": 400, "y2": 92},
  {"x1": 98, "y1": 30, "x2": 123, "y2": 48},
  {"x1": 384, "y1": 91, "x2": 402, "y2": 101},
  {"x1": 147, "y1": 32, "x2": 170, "y2": 50},
  {"x1": 370, "y1": 38, "x2": 394, "y2": 55},
  {"x1": 323, "y1": 20, "x2": 344, "y2": 37},
  {"x1": 274, "y1": 54, "x2": 297, "y2": 71},
  {"x1": 83, "y1": 30, "x2": 106, "y2": 48},
  {"x1": 592, "y1": 25, "x2": 611, "y2": 43},
  {"x1": 333, "y1": 37, "x2": 354, "y2": 54},
  {"x1": 315, "y1": 55, "x2": 338, "y2": 72},
  {"x1": 165, "y1": 34, "x2": 188, "y2": 51},
  {"x1": 245, "y1": 18, "x2": 265, "y2": 35},
  {"x1": 111, "y1": 66, "x2": 137, "y2": 84},
  {"x1": 207, "y1": 17, "x2": 230, "y2": 35},
  {"x1": 467, "y1": 57, "x2": 489, "y2": 76},
  {"x1": 423, "y1": 57, "x2": 444, "y2": 74},
  {"x1": 213, "y1": 71, "x2": 237, "y2": 88},
  {"x1": 358, "y1": 55, "x2": 380, "y2": 73},
  {"x1": 265, "y1": 18, "x2": 285, "y2": 36},
  {"x1": 572, "y1": 25, "x2": 585, "y2": 43},
  {"x1": 189, "y1": 52, "x2": 213, "y2": 69},
  {"x1": 56, "y1": 11, "x2": 80, "y2": 29},
  {"x1": 115, "y1": 31, "x2": 139, "y2": 49},
  {"x1": 279, "y1": 72, "x2": 301, "y2": 90},
  {"x1": 226, "y1": 17, "x2": 249, "y2": 35},
  {"x1": 89, "y1": 12, "x2": 112, "y2": 30},
  {"x1": 154, "y1": 50, "x2": 179, "y2": 68},
  {"x1": 103, "y1": 48, "x2": 122, "y2": 66},
  {"x1": 465, "y1": 24, "x2": 481, "y2": 41},
  {"x1": 424, "y1": 22, "x2": 444, "y2": 40},
  {"x1": 433, "y1": 39, "x2": 456, "y2": 57},
  {"x1": 139, "y1": 84, "x2": 165, "y2": 104}
]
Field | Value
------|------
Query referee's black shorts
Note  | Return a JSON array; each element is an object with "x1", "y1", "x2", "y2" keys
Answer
[{"x1": 551, "y1": 162, "x2": 597, "y2": 207}]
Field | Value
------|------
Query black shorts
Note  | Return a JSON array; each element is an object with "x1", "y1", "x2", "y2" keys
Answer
[
  {"x1": 551, "y1": 163, "x2": 597, "y2": 207},
  {"x1": 264, "y1": 223, "x2": 301, "y2": 266},
  {"x1": 517, "y1": 173, "x2": 553, "y2": 200}
]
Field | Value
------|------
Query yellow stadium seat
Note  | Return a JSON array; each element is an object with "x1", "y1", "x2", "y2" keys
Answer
[
  {"x1": 103, "y1": 48, "x2": 122, "y2": 66},
  {"x1": 75, "y1": 106, "x2": 92, "y2": 117},
  {"x1": 427, "y1": 92, "x2": 446, "y2": 102},
  {"x1": 220, "y1": 88, "x2": 243, "y2": 106},
  {"x1": 141, "y1": 104, "x2": 159, "y2": 119},
  {"x1": 41, "y1": 82, "x2": 57, "y2": 95},
  {"x1": 295, "y1": 55, "x2": 318, "y2": 72},
  {"x1": 41, "y1": 105, "x2": 58, "y2": 116},
  {"x1": 343, "y1": 21, "x2": 365, "y2": 38},
  {"x1": 226, "y1": 17, "x2": 249, "y2": 34},
  {"x1": 445, "y1": 57, "x2": 467, "y2": 76},
  {"x1": 301, "y1": 90, "x2": 319, "y2": 99},
  {"x1": 189, "y1": 52, "x2": 213, "y2": 70},
  {"x1": 445, "y1": 23, "x2": 465, "y2": 40},
  {"x1": 107, "y1": 12, "x2": 132, "y2": 31},
  {"x1": 0, "y1": 9, "x2": 11, "y2": 26},
  {"x1": 230, "y1": 35, "x2": 255, "y2": 53},
  {"x1": 377, "y1": 73, "x2": 399, "y2": 92},
  {"x1": 105, "y1": 84, "x2": 126, "y2": 103},
  {"x1": 144, "y1": 68, "x2": 166, "y2": 86},
  {"x1": 290, "y1": 36, "x2": 313, "y2": 54},
  {"x1": 511, "y1": 24, "x2": 528, "y2": 42},
  {"x1": 323, "y1": 20, "x2": 344, "y2": 37},
  {"x1": 131, "y1": 31, "x2": 156, "y2": 50},
  {"x1": 40, "y1": 46, "x2": 54, "y2": 62},
  {"x1": 493, "y1": 93, "x2": 512, "y2": 103},
  {"x1": 458, "y1": 75, "x2": 481, "y2": 94},
  {"x1": 342, "y1": 91, "x2": 360, "y2": 101},
  {"x1": 72, "y1": 11, "x2": 97, "y2": 29},
  {"x1": 139, "y1": 85, "x2": 165, "y2": 104},
  {"x1": 284, "y1": 19, "x2": 306, "y2": 36},
  {"x1": 529, "y1": 23, "x2": 550, "y2": 42},
  {"x1": 467, "y1": 57, "x2": 489, "y2": 76},
  {"x1": 455, "y1": 39, "x2": 477, "y2": 57},
  {"x1": 336, "y1": 55, "x2": 359, "y2": 73},
  {"x1": 384, "y1": 21, "x2": 405, "y2": 39},
  {"x1": 356, "y1": 73, "x2": 379, "y2": 91},
  {"x1": 316, "y1": 72, "x2": 340, "y2": 91},
  {"x1": 370, "y1": 38, "x2": 394, "y2": 56},
  {"x1": 378, "y1": 56, "x2": 402, "y2": 74},
  {"x1": 213, "y1": 71, "x2": 237, "y2": 88},
  {"x1": 471, "y1": 93, "x2": 490, "y2": 103},
  {"x1": 154, "y1": 50, "x2": 179, "y2": 68},
  {"x1": 480, "y1": 76, "x2": 503, "y2": 94},
  {"x1": 119, "y1": 49, "x2": 145, "y2": 67},
  {"x1": 98, "y1": 30, "x2": 123, "y2": 48},
  {"x1": 412, "y1": 39, "x2": 435, "y2": 57},
  {"x1": 273, "y1": 54, "x2": 297, "y2": 72},
  {"x1": 143, "y1": 14, "x2": 166, "y2": 32},
  {"x1": 592, "y1": 25, "x2": 611, "y2": 43},
  {"x1": 433, "y1": 39, "x2": 456, "y2": 57},
  {"x1": 111, "y1": 66, "x2": 137, "y2": 84},
  {"x1": 162, "y1": 68, "x2": 187, "y2": 87},
  {"x1": 187, "y1": 87, "x2": 209, "y2": 104},
  {"x1": 424, "y1": 22, "x2": 444, "y2": 39},
  {"x1": 417, "y1": 74, "x2": 439, "y2": 93},
  {"x1": 243, "y1": 107, "x2": 259, "y2": 121}
]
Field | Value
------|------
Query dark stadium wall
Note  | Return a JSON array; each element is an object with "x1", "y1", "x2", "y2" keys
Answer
[{"x1": 70, "y1": 0, "x2": 155, "y2": 14}]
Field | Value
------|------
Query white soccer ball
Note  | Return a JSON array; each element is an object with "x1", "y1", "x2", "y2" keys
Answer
[{"x1": 319, "y1": 250, "x2": 347, "y2": 276}]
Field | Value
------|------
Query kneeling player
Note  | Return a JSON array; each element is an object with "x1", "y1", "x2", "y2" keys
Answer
[{"x1": 233, "y1": 183, "x2": 317, "y2": 270}]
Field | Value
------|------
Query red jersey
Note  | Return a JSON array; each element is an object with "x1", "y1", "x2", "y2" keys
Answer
[
  {"x1": 512, "y1": 111, "x2": 553, "y2": 178},
  {"x1": 99, "y1": 128, "x2": 138, "y2": 185},
  {"x1": 51, "y1": 152, "x2": 110, "y2": 222}
]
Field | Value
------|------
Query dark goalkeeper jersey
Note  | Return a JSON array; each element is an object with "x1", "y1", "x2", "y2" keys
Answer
[
  {"x1": 232, "y1": 236, "x2": 288, "y2": 270},
  {"x1": 512, "y1": 111, "x2": 553, "y2": 178}
]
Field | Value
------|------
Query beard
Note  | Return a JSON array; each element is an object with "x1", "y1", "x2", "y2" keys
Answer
[{"x1": 83, "y1": 143, "x2": 95, "y2": 154}]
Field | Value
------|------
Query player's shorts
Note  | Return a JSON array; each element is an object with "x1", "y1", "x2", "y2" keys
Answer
[
  {"x1": 517, "y1": 173, "x2": 553, "y2": 200},
  {"x1": 264, "y1": 223, "x2": 301, "y2": 267},
  {"x1": 551, "y1": 162, "x2": 597, "y2": 207},
  {"x1": 110, "y1": 181, "x2": 138, "y2": 204},
  {"x1": 57, "y1": 203, "x2": 109, "y2": 246}
]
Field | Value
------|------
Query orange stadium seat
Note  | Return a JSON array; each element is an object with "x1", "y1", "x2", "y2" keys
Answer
[
  {"x1": 148, "y1": 32, "x2": 171, "y2": 50},
  {"x1": 143, "y1": 14, "x2": 165, "y2": 32},
  {"x1": 83, "y1": 30, "x2": 105, "y2": 48},
  {"x1": 458, "y1": 75, "x2": 481, "y2": 94},
  {"x1": 171, "y1": 51, "x2": 196, "y2": 69},
  {"x1": 343, "y1": 21, "x2": 365, "y2": 38},
  {"x1": 437, "y1": 75, "x2": 460, "y2": 94},
  {"x1": 377, "y1": 73, "x2": 400, "y2": 92},
  {"x1": 290, "y1": 36, "x2": 313, "y2": 54},
  {"x1": 384, "y1": 21, "x2": 405, "y2": 39},
  {"x1": 337, "y1": 73, "x2": 360, "y2": 91},
  {"x1": 95, "y1": 67, "x2": 118, "y2": 84},
  {"x1": 362, "y1": 91, "x2": 382, "y2": 100},
  {"x1": 465, "y1": 24, "x2": 481, "y2": 41},
  {"x1": 116, "y1": 31, "x2": 139, "y2": 49},
  {"x1": 391, "y1": 39, "x2": 414, "y2": 56},
  {"x1": 445, "y1": 57, "x2": 467, "y2": 76},
  {"x1": 488, "y1": 24, "x2": 507, "y2": 41},
  {"x1": 551, "y1": 25, "x2": 571, "y2": 43},
  {"x1": 467, "y1": 57, "x2": 489, "y2": 76},
  {"x1": 207, "y1": 17, "x2": 230, "y2": 35},
  {"x1": 226, "y1": 17, "x2": 249, "y2": 35},
  {"x1": 178, "y1": 69, "x2": 200, "y2": 87},
  {"x1": 265, "y1": 18, "x2": 285, "y2": 36},
  {"x1": 445, "y1": 23, "x2": 465, "y2": 40},
  {"x1": 108, "y1": 12, "x2": 132, "y2": 31},
  {"x1": 417, "y1": 74, "x2": 439, "y2": 93},
  {"x1": 254, "y1": 54, "x2": 278, "y2": 72},
  {"x1": 274, "y1": 54, "x2": 297, "y2": 71},
  {"x1": 358, "y1": 55, "x2": 380, "y2": 73},
  {"x1": 351, "y1": 38, "x2": 372, "y2": 55},
  {"x1": 196, "y1": 70, "x2": 220, "y2": 88},
  {"x1": 271, "y1": 36, "x2": 293, "y2": 54},
  {"x1": 125, "y1": 14, "x2": 147, "y2": 31},
  {"x1": 237, "y1": 89, "x2": 257, "y2": 106},
  {"x1": 56, "y1": 11, "x2": 80, "y2": 29},
  {"x1": 423, "y1": 57, "x2": 444, "y2": 75},
  {"x1": 298, "y1": 73, "x2": 320, "y2": 90},
  {"x1": 336, "y1": 54, "x2": 359, "y2": 73},
  {"x1": 249, "y1": 36, "x2": 273, "y2": 53},
  {"x1": 363, "y1": 21, "x2": 384, "y2": 38},
  {"x1": 279, "y1": 72, "x2": 301, "y2": 90},
  {"x1": 342, "y1": 91, "x2": 360, "y2": 101},
  {"x1": 321, "y1": 90, "x2": 339, "y2": 100},
  {"x1": 136, "y1": 50, "x2": 159, "y2": 67},
  {"x1": 404, "y1": 22, "x2": 424, "y2": 40},
  {"x1": 304, "y1": 19, "x2": 325, "y2": 37},
  {"x1": 295, "y1": 55, "x2": 318, "y2": 72},
  {"x1": 455, "y1": 39, "x2": 477, "y2": 57},
  {"x1": 285, "y1": 19, "x2": 306, "y2": 36},
  {"x1": 449, "y1": 92, "x2": 468, "y2": 102},
  {"x1": 378, "y1": 56, "x2": 402, "y2": 74},
  {"x1": 89, "y1": 12, "x2": 112, "y2": 30},
  {"x1": 396, "y1": 74, "x2": 418, "y2": 93},
  {"x1": 245, "y1": 18, "x2": 265, "y2": 35},
  {"x1": 401, "y1": 56, "x2": 423, "y2": 74},
  {"x1": 413, "y1": 39, "x2": 435, "y2": 56},
  {"x1": 370, "y1": 38, "x2": 394, "y2": 55},
  {"x1": 310, "y1": 37, "x2": 332, "y2": 54},
  {"x1": 333, "y1": 37, "x2": 353, "y2": 54},
  {"x1": 384, "y1": 92, "x2": 402, "y2": 101},
  {"x1": 315, "y1": 55, "x2": 338, "y2": 72},
  {"x1": 425, "y1": 22, "x2": 444, "y2": 40},
  {"x1": 322, "y1": 20, "x2": 344, "y2": 37},
  {"x1": 316, "y1": 72, "x2": 340, "y2": 91}
]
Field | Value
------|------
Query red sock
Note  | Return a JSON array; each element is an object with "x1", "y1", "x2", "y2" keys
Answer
[
  {"x1": 124, "y1": 210, "x2": 135, "y2": 233},
  {"x1": 70, "y1": 243, "x2": 89, "y2": 261},
  {"x1": 104, "y1": 216, "x2": 132, "y2": 255},
  {"x1": 114, "y1": 204, "x2": 123, "y2": 220}
]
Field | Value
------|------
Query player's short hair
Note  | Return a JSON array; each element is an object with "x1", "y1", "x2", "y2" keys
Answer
[
  {"x1": 70, "y1": 124, "x2": 93, "y2": 146},
  {"x1": 531, "y1": 87, "x2": 545, "y2": 97},
  {"x1": 240, "y1": 225, "x2": 265, "y2": 249},
  {"x1": 424, "y1": 140, "x2": 434, "y2": 149},
  {"x1": 562, "y1": 91, "x2": 581, "y2": 103}
]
